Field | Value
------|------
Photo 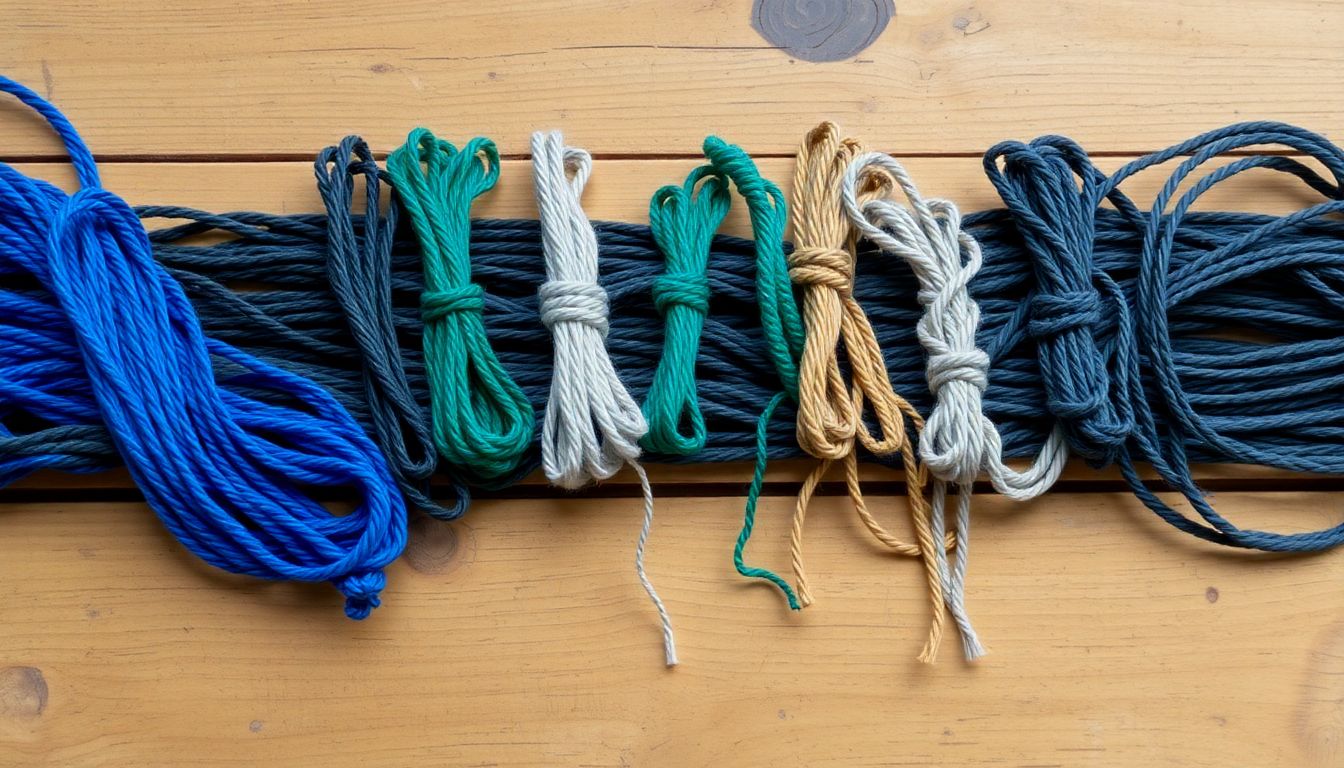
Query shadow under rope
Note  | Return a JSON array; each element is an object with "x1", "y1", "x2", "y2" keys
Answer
[{"x1": 3, "y1": 471, "x2": 1344, "y2": 505}]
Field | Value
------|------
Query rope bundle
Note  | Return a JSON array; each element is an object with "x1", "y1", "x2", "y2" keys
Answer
[
  {"x1": 5, "y1": 71, "x2": 1344, "y2": 662},
  {"x1": 0, "y1": 76, "x2": 406, "y2": 620},
  {"x1": 986, "y1": 122, "x2": 1344, "y2": 552},
  {"x1": 785, "y1": 122, "x2": 946, "y2": 661},
  {"x1": 532, "y1": 130, "x2": 676, "y2": 666},
  {"x1": 387, "y1": 129, "x2": 535, "y2": 487}
]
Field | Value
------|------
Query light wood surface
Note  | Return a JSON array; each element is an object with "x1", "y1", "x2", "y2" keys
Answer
[
  {"x1": 0, "y1": 0, "x2": 1340, "y2": 156},
  {"x1": 4, "y1": 0, "x2": 1344, "y2": 765},
  {"x1": 1, "y1": 492, "x2": 1343, "y2": 767}
]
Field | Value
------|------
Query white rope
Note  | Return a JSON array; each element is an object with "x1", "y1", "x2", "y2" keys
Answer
[
  {"x1": 841, "y1": 151, "x2": 1069, "y2": 661},
  {"x1": 532, "y1": 130, "x2": 677, "y2": 666}
]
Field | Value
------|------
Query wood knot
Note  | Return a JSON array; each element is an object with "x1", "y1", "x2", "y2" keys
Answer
[
  {"x1": 752, "y1": 0, "x2": 896, "y2": 62},
  {"x1": 404, "y1": 515, "x2": 476, "y2": 576},
  {"x1": 0, "y1": 666, "x2": 47, "y2": 721}
]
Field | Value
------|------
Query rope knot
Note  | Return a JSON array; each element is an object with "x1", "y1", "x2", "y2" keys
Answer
[
  {"x1": 1027, "y1": 289, "x2": 1129, "y2": 462},
  {"x1": 335, "y1": 571, "x2": 387, "y2": 620},
  {"x1": 926, "y1": 348, "x2": 990, "y2": 395},
  {"x1": 787, "y1": 247, "x2": 854, "y2": 296},
  {"x1": 1027, "y1": 290, "x2": 1102, "y2": 338},
  {"x1": 651, "y1": 272, "x2": 710, "y2": 316},
  {"x1": 419, "y1": 283, "x2": 486, "y2": 324},
  {"x1": 538, "y1": 280, "x2": 610, "y2": 334}
]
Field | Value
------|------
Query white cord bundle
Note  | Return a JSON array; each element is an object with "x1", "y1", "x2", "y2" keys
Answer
[
  {"x1": 841, "y1": 152, "x2": 1069, "y2": 661},
  {"x1": 531, "y1": 130, "x2": 677, "y2": 666}
]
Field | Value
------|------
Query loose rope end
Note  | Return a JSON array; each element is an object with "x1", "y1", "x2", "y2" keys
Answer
[
  {"x1": 336, "y1": 571, "x2": 387, "y2": 621},
  {"x1": 631, "y1": 462, "x2": 679, "y2": 669}
]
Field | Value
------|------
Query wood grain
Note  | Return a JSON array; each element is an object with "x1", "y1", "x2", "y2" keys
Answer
[
  {"x1": 0, "y1": 491, "x2": 1341, "y2": 766},
  {"x1": 19, "y1": 151, "x2": 1335, "y2": 238},
  {"x1": 1, "y1": 0, "x2": 1341, "y2": 157}
]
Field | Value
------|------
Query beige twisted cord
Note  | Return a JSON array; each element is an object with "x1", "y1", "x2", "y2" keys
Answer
[{"x1": 786, "y1": 121, "x2": 951, "y2": 663}]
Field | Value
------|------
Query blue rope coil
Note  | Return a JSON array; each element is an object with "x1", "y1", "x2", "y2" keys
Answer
[{"x1": 0, "y1": 76, "x2": 407, "y2": 618}]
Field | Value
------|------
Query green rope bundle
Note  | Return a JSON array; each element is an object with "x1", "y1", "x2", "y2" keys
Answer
[
  {"x1": 387, "y1": 128, "x2": 535, "y2": 485},
  {"x1": 701, "y1": 136, "x2": 804, "y2": 609},
  {"x1": 641, "y1": 165, "x2": 732, "y2": 455}
]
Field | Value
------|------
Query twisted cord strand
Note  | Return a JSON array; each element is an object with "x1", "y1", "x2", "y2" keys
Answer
[{"x1": 702, "y1": 136, "x2": 807, "y2": 607}]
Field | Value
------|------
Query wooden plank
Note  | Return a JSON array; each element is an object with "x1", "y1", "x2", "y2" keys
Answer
[
  {"x1": 0, "y1": 491, "x2": 1341, "y2": 765},
  {"x1": 19, "y1": 152, "x2": 1333, "y2": 237},
  {"x1": 2, "y1": 0, "x2": 1342, "y2": 157}
]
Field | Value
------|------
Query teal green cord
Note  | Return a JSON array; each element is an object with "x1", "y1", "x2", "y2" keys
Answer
[
  {"x1": 387, "y1": 128, "x2": 534, "y2": 485},
  {"x1": 702, "y1": 137, "x2": 804, "y2": 394},
  {"x1": 733, "y1": 391, "x2": 801, "y2": 610},
  {"x1": 703, "y1": 136, "x2": 804, "y2": 607},
  {"x1": 641, "y1": 165, "x2": 731, "y2": 455}
]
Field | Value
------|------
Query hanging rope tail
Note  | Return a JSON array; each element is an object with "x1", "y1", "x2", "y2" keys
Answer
[{"x1": 702, "y1": 135, "x2": 806, "y2": 608}]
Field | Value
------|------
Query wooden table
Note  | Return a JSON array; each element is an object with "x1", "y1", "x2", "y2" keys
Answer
[{"x1": 3, "y1": 1, "x2": 1343, "y2": 765}]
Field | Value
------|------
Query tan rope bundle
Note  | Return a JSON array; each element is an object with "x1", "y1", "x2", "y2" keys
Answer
[{"x1": 786, "y1": 121, "x2": 951, "y2": 662}]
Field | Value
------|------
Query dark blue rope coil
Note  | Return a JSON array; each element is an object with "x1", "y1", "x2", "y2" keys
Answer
[
  {"x1": 987, "y1": 122, "x2": 1344, "y2": 551},
  {"x1": 0, "y1": 76, "x2": 407, "y2": 618}
]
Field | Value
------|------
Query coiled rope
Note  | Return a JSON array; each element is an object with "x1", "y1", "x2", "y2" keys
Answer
[
  {"x1": 0, "y1": 75, "x2": 406, "y2": 619},
  {"x1": 532, "y1": 130, "x2": 676, "y2": 666},
  {"x1": 387, "y1": 129, "x2": 535, "y2": 487}
]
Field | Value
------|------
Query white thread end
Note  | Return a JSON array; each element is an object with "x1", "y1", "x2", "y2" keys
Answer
[{"x1": 960, "y1": 632, "x2": 987, "y2": 662}]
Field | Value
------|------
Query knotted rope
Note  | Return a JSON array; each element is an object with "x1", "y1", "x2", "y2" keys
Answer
[
  {"x1": 532, "y1": 131, "x2": 676, "y2": 666},
  {"x1": 787, "y1": 122, "x2": 946, "y2": 661},
  {"x1": 987, "y1": 122, "x2": 1344, "y2": 552},
  {"x1": 387, "y1": 129, "x2": 535, "y2": 486},
  {"x1": 842, "y1": 151, "x2": 1068, "y2": 661},
  {"x1": 642, "y1": 165, "x2": 732, "y2": 456}
]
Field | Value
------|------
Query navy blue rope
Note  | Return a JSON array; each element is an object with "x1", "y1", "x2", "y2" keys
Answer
[
  {"x1": 0, "y1": 75, "x2": 406, "y2": 618},
  {"x1": 986, "y1": 121, "x2": 1344, "y2": 551},
  {"x1": 315, "y1": 136, "x2": 467, "y2": 522}
]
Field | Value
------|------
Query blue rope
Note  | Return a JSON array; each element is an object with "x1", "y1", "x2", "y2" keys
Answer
[
  {"x1": 0, "y1": 75, "x2": 407, "y2": 618},
  {"x1": 986, "y1": 121, "x2": 1344, "y2": 551}
]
